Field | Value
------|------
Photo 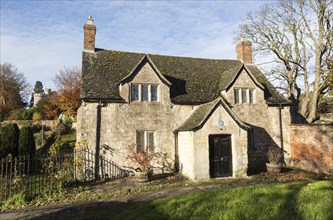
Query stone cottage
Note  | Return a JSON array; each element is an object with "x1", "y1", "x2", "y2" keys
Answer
[{"x1": 76, "y1": 17, "x2": 291, "y2": 180}]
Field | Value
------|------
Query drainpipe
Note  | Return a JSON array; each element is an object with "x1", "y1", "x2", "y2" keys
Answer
[
  {"x1": 95, "y1": 101, "x2": 104, "y2": 181},
  {"x1": 278, "y1": 104, "x2": 284, "y2": 162}
]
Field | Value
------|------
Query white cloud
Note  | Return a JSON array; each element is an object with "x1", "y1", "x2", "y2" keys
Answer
[{"x1": 1, "y1": 0, "x2": 266, "y2": 91}]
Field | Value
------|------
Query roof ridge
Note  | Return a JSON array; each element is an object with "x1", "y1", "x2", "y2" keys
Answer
[{"x1": 95, "y1": 48, "x2": 242, "y2": 62}]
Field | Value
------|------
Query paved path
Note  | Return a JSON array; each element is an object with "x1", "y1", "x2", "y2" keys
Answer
[
  {"x1": 1, "y1": 184, "x2": 223, "y2": 220},
  {"x1": 2, "y1": 170, "x2": 327, "y2": 220}
]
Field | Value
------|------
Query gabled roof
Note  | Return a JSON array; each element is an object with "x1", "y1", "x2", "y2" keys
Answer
[
  {"x1": 218, "y1": 64, "x2": 265, "y2": 91},
  {"x1": 245, "y1": 65, "x2": 290, "y2": 105},
  {"x1": 81, "y1": 49, "x2": 289, "y2": 105},
  {"x1": 120, "y1": 55, "x2": 172, "y2": 86},
  {"x1": 176, "y1": 97, "x2": 250, "y2": 131}
]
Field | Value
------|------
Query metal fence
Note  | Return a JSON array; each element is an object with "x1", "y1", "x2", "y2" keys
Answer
[{"x1": 0, "y1": 149, "x2": 128, "y2": 201}]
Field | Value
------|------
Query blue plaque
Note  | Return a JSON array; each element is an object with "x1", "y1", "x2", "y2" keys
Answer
[{"x1": 218, "y1": 120, "x2": 224, "y2": 126}]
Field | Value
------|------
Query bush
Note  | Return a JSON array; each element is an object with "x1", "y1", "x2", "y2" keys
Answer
[
  {"x1": 55, "y1": 121, "x2": 72, "y2": 135},
  {"x1": 49, "y1": 135, "x2": 74, "y2": 155},
  {"x1": 32, "y1": 112, "x2": 43, "y2": 121},
  {"x1": 6, "y1": 108, "x2": 35, "y2": 120},
  {"x1": 0, "y1": 123, "x2": 20, "y2": 158},
  {"x1": 18, "y1": 126, "x2": 36, "y2": 156}
]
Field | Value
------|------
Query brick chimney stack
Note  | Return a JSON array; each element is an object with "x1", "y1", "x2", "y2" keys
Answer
[
  {"x1": 236, "y1": 37, "x2": 252, "y2": 64},
  {"x1": 83, "y1": 16, "x2": 96, "y2": 53}
]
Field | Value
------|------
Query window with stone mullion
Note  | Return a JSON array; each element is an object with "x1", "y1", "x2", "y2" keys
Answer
[
  {"x1": 131, "y1": 84, "x2": 139, "y2": 101},
  {"x1": 141, "y1": 85, "x2": 149, "y2": 101},
  {"x1": 241, "y1": 88, "x2": 247, "y2": 103},
  {"x1": 136, "y1": 131, "x2": 155, "y2": 152}
]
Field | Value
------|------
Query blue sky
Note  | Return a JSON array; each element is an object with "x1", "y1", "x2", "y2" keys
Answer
[{"x1": 1, "y1": 0, "x2": 269, "y2": 90}]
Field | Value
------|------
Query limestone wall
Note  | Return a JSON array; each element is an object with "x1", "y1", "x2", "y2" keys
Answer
[
  {"x1": 77, "y1": 62, "x2": 196, "y2": 174},
  {"x1": 178, "y1": 131, "x2": 195, "y2": 179},
  {"x1": 77, "y1": 62, "x2": 291, "y2": 177},
  {"x1": 192, "y1": 105, "x2": 248, "y2": 179},
  {"x1": 225, "y1": 69, "x2": 291, "y2": 172}
]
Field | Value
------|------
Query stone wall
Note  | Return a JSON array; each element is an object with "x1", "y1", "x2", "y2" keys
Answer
[
  {"x1": 225, "y1": 69, "x2": 291, "y2": 173},
  {"x1": 1, "y1": 120, "x2": 57, "y2": 130},
  {"x1": 77, "y1": 62, "x2": 196, "y2": 174},
  {"x1": 290, "y1": 124, "x2": 333, "y2": 174},
  {"x1": 77, "y1": 61, "x2": 291, "y2": 178},
  {"x1": 192, "y1": 104, "x2": 248, "y2": 179}
]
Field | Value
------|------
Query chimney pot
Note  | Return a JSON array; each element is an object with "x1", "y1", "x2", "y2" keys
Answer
[{"x1": 87, "y1": 16, "x2": 94, "y2": 25}]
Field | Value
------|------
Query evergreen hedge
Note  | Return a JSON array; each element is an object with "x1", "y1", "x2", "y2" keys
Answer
[
  {"x1": 0, "y1": 123, "x2": 20, "y2": 158},
  {"x1": 18, "y1": 126, "x2": 36, "y2": 156}
]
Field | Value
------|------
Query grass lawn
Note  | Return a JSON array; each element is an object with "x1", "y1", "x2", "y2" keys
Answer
[{"x1": 94, "y1": 180, "x2": 333, "y2": 220}]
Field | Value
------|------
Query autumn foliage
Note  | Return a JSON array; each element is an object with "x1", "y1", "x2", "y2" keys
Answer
[{"x1": 54, "y1": 67, "x2": 81, "y2": 117}]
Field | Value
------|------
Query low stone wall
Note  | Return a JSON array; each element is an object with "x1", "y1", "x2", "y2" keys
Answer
[
  {"x1": 289, "y1": 124, "x2": 333, "y2": 174},
  {"x1": 1, "y1": 120, "x2": 58, "y2": 130}
]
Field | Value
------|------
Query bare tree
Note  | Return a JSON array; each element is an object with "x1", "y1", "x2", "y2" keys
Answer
[
  {"x1": 0, "y1": 63, "x2": 30, "y2": 120},
  {"x1": 54, "y1": 66, "x2": 81, "y2": 91},
  {"x1": 238, "y1": 0, "x2": 333, "y2": 122},
  {"x1": 53, "y1": 67, "x2": 82, "y2": 116}
]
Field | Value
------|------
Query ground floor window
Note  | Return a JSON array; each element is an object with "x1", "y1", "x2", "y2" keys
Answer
[{"x1": 136, "y1": 131, "x2": 155, "y2": 152}]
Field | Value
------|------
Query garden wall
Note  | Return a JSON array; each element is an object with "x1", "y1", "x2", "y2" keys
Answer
[
  {"x1": 0, "y1": 120, "x2": 57, "y2": 130},
  {"x1": 289, "y1": 124, "x2": 333, "y2": 174}
]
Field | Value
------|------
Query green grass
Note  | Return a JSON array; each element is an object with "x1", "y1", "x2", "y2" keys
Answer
[{"x1": 107, "y1": 181, "x2": 333, "y2": 220}]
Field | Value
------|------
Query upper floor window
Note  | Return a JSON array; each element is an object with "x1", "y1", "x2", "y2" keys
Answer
[
  {"x1": 131, "y1": 84, "x2": 158, "y2": 102},
  {"x1": 136, "y1": 130, "x2": 154, "y2": 152},
  {"x1": 234, "y1": 88, "x2": 255, "y2": 104},
  {"x1": 131, "y1": 84, "x2": 139, "y2": 101}
]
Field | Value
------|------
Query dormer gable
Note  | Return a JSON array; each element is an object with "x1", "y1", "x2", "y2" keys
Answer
[
  {"x1": 119, "y1": 55, "x2": 171, "y2": 103},
  {"x1": 220, "y1": 64, "x2": 264, "y2": 92},
  {"x1": 120, "y1": 55, "x2": 171, "y2": 86}
]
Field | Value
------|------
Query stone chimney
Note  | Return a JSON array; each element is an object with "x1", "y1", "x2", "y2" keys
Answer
[
  {"x1": 83, "y1": 16, "x2": 96, "y2": 53},
  {"x1": 236, "y1": 37, "x2": 252, "y2": 64}
]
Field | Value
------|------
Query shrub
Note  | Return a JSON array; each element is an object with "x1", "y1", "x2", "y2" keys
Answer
[
  {"x1": 126, "y1": 143, "x2": 154, "y2": 172},
  {"x1": 55, "y1": 121, "x2": 72, "y2": 135},
  {"x1": 0, "y1": 123, "x2": 20, "y2": 158},
  {"x1": 267, "y1": 146, "x2": 283, "y2": 164},
  {"x1": 18, "y1": 126, "x2": 36, "y2": 156},
  {"x1": 32, "y1": 112, "x2": 43, "y2": 121},
  {"x1": 6, "y1": 108, "x2": 34, "y2": 120}
]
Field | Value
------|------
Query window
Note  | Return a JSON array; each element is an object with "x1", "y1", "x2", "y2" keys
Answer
[
  {"x1": 130, "y1": 84, "x2": 158, "y2": 102},
  {"x1": 241, "y1": 89, "x2": 247, "y2": 104},
  {"x1": 151, "y1": 85, "x2": 158, "y2": 102},
  {"x1": 234, "y1": 89, "x2": 240, "y2": 104},
  {"x1": 131, "y1": 84, "x2": 139, "y2": 101},
  {"x1": 248, "y1": 129, "x2": 255, "y2": 149},
  {"x1": 234, "y1": 88, "x2": 255, "y2": 104},
  {"x1": 141, "y1": 85, "x2": 149, "y2": 101},
  {"x1": 249, "y1": 89, "x2": 254, "y2": 104},
  {"x1": 136, "y1": 131, "x2": 155, "y2": 152}
]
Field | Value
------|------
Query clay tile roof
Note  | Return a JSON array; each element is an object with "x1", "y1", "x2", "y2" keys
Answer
[{"x1": 81, "y1": 49, "x2": 289, "y2": 105}]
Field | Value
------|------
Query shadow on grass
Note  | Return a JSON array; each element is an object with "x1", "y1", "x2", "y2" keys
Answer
[
  {"x1": 12, "y1": 181, "x2": 333, "y2": 220},
  {"x1": 27, "y1": 200, "x2": 170, "y2": 220}
]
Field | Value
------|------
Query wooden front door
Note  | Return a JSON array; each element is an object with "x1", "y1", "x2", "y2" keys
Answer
[{"x1": 209, "y1": 135, "x2": 232, "y2": 178}]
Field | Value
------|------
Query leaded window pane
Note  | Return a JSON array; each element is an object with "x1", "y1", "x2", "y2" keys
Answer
[
  {"x1": 131, "y1": 84, "x2": 139, "y2": 101},
  {"x1": 151, "y1": 85, "x2": 158, "y2": 102},
  {"x1": 136, "y1": 131, "x2": 145, "y2": 152},
  {"x1": 249, "y1": 89, "x2": 254, "y2": 104},
  {"x1": 242, "y1": 89, "x2": 247, "y2": 103},
  {"x1": 147, "y1": 131, "x2": 154, "y2": 151},
  {"x1": 141, "y1": 85, "x2": 149, "y2": 101},
  {"x1": 234, "y1": 89, "x2": 239, "y2": 104}
]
